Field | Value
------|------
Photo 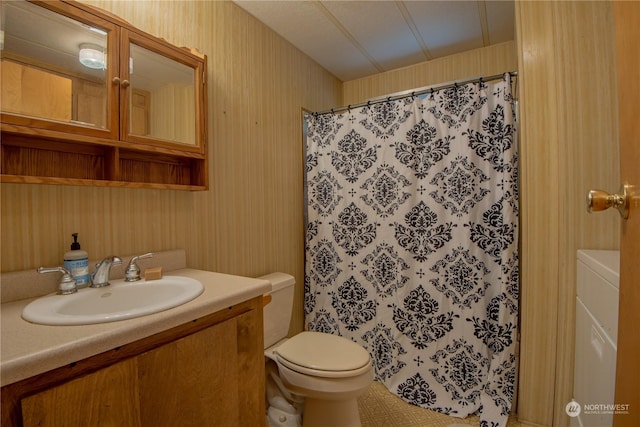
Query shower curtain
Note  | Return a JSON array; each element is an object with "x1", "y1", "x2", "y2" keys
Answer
[{"x1": 304, "y1": 74, "x2": 518, "y2": 426}]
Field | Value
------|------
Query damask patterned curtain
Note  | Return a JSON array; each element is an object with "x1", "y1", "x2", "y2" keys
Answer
[{"x1": 304, "y1": 74, "x2": 518, "y2": 426}]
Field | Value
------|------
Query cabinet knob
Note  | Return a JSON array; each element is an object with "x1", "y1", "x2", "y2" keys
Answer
[{"x1": 112, "y1": 77, "x2": 130, "y2": 88}]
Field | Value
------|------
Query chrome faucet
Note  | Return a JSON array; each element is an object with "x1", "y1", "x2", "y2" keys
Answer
[
  {"x1": 91, "y1": 256, "x2": 122, "y2": 288},
  {"x1": 37, "y1": 266, "x2": 77, "y2": 295},
  {"x1": 125, "y1": 252, "x2": 154, "y2": 282}
]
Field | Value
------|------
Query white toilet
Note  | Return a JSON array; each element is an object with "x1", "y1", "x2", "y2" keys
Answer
[{"x1": 261, "y1": 273, "x2": 373, "y2": 427}]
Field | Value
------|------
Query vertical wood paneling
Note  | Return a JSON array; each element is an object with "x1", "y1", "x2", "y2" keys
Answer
[
  {"x1": 0, "y1": 0, "x2": 342, "y2": 335},
  {"x1": 2, "y1": 4, "x2": 621, "y2": 421},
  {"x1": 515, "y1": 1, "x2": 619, "y2": 426},
  {"x1": 552, "y1": 2, "x2": 619, "y2": 426},
  {"x1": 515, "y1": 3, "x2": 561, "y2": 425},
  {"x1": 342, "y1": 41, "x2": 516, "y2": 105}
]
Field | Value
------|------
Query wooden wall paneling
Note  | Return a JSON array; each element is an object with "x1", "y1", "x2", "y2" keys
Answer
[
  {"x1": 1, "y1": 4, "x2": 622, "y2": 423},
  {"x1": 1, "y1": 0, "x2": 342, "y2": 337},
  {"x1": 551, "y1": 2, "x2": 619, "y2": 426},
  {"x1": 1, "y1": 1, "x2": 623, "y2": 424},
  {"x1": 342, "y1": 41, "x2": 516, "y2": 105},
  {"x1": 515, "y1": 1, "x2": 619, "y2": 426},
  {"x1": 514, "y1": 4, "x2": 561, "y2": 424}
]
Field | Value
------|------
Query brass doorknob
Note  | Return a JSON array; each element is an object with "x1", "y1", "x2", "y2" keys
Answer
[{"x1": 587, "y1": 184, "x2": 630, "y2": 219}]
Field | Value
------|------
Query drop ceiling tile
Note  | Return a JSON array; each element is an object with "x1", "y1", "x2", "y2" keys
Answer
[
  {"x1": 404, "y1": 1, "x2": 484, "y2": 57},
  {"x1": 233, "y1": 0, "x2": 515, "y2": 81},
  {"x1": 320, "y1": 1, "x2": 427, "y2": 72},
  {"x1": 486, "y1": 1, "x2": 515, "y2": 44},
  {"x1": 234, "y1": 1, "x2": 378, "y2": 80}
]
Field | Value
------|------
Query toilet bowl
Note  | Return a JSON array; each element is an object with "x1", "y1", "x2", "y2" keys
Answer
[{"x1": 261, "y1": 273, "x2": 373, "y2": 427}]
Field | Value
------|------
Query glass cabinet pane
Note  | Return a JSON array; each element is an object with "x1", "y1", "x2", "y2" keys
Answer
[
  {"x1": 1, "y1": 0, "x2": 109, "y2": 129},
  {"x1": 128, "y1": 43, "x2": 196, "y2": 146}
]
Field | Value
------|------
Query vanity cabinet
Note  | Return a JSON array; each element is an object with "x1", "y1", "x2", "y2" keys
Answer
[
  {"x1": 1, "y1": 298, "x2": 265, "y2": 427},
  {"x1": 21, "y1": 358, "x2": 140, "y2": 427},
  {"x1": 0, "y1": 0, "x2": 208, "y2": 190}
]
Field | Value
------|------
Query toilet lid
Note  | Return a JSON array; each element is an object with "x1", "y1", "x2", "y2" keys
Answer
[{"x1": 274, "y1": 331, "x2": 371, "y2": 375}]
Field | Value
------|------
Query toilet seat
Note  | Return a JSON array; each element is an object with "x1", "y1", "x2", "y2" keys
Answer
[{"x1": 274, "y1": 331, "x2": 371, "y2": 378}]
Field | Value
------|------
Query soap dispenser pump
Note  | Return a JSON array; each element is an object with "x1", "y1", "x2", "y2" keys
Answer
[{"x1": 63, "y1": 233, "x2": 90, "y2": 287}]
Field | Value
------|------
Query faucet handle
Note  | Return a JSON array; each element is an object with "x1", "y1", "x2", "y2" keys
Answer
[
  {"x1": 125, "y1": 252, "x2": 154, "y2": 282},
  {"x1": 37, "y1": 266, "x2": 77, "y2": 295}
]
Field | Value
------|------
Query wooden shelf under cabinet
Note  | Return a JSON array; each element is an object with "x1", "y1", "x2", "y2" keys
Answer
[{"x1": 0, "y1": 129, "x2": 207, "y2": 190}]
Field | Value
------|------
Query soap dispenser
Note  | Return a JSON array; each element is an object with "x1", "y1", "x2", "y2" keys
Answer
[{"x1": 63, "y1": 233, "x2": 90, "y2": 287}]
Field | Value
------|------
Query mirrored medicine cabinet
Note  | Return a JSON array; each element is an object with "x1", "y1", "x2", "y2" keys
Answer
[{"x1": 0, "y1": 0, "x2": 208, "y2": 190}]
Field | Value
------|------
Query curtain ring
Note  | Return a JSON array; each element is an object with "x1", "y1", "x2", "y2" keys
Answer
[
  {"x1": 367, "y1": 100, "x2": 371, "y2": 107},
  {"x1": 430, "y1": 88, "x2": 435, "y2": 97},
  {"x1": 331, "y1": 108, "x2": 334, "y2": 114},
  {"x1": 387, "y1": 96, "x2": 392, "y2": 102},
  {"x1": 347, "y1": 104, "x2": 351, "y2": 112}
]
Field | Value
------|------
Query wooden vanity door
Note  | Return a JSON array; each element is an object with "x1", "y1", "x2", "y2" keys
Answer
[
  {"x1": 21, "y1": 358, "x2": 141, "y2": 427},
  {"x1": 137, "y1": 316, "x2": 238, "y2": 426},
  {"x1": 137, "y1": 310, "x2": 265, "y2": 427},
  {"x1": 4, "y1": 298, "x2": 265, "y2": 427}
]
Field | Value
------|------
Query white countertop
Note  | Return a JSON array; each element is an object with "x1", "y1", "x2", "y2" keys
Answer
[{"x1": 1, "y1": 268, "x2": 270, "y2": 387}]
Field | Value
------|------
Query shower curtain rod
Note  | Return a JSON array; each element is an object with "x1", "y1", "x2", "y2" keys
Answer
[{"x1": 313, "y1": 71, "x2": 518, "y2": 116}]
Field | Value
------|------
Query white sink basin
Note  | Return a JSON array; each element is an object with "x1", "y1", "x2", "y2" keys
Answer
[{"x1": 22, "y1": 276, "x2": 204, "y2": 326}]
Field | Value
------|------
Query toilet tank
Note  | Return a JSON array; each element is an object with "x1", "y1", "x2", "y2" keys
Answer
[{"x1": 259, "y1": 272, "x2": 295, "y2": 349}]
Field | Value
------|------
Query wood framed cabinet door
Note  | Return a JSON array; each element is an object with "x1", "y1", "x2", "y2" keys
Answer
[
  {"x1": 0, "y1": 0, "x2": 208, "y2": 189},
  {"x1": 137, "y1": 310, "x2": 265, "y2": 427},
  {"x1": 2, "y1": 299, "x2": 264, "y2": 427},
  {"x1": 20, "y1": 358, "x2": 141, "y2": 427}
]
